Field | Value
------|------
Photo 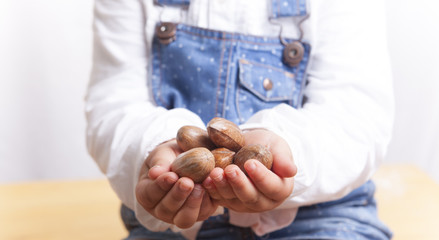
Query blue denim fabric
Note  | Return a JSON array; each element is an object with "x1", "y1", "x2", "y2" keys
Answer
[
  {"x1": 129, "y1": 1, "x2": 393, "y2": 239},
  {"x1": 151, "y1": 24, "x2": 311, "y2": 125},
  {"x1": 270, "y1": 0, "x2": 308, "y2": 18},
  {"x1": 154, "y1": 0, "x2": 189, "y2": 6},
  {"x1": 155, "y1": 0, "x2": 307, "y2": 18},
  {"x1": 122, "y1": 181, "x2": 392, "y2": 240}
]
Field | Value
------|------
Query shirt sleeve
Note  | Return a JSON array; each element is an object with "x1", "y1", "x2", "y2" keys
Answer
[
  {"x1": 85, "y1": 0, "x2": 205, "y2": 233},
  {"x1": 242, "y1": 0, "x2": 394, "y2": 208},
  {"x1": 234, "y1": 0, "x2": 393, "y2": 235}
]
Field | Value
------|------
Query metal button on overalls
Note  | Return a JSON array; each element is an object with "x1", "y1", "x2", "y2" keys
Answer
[
  {"x1": 151, "y1": 1, "x2": 311, "y2": 126},
  {"x1": 283, "y1": 41, "x2": 305, "y2": 67},
  {"x1": 156, "y1": 22, "x2": 177, "y2": 44},
  {"x1": 263, "y1": 78, "x2": 273, "y2": 91},
  {"x1": 151, "y1": 24, "x2": 311, "y2": 124},
  {"x1": 121, "y1": 1, "x2": 392, "y2": 240}
]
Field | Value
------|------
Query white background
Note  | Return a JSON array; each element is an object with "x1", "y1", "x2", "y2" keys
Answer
[{"x1": 0, "y1": 0, "x2": 438, "y2": 183}]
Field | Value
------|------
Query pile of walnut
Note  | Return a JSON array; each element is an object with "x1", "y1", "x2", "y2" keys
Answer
[{"x1": 171, "y1": 117, "x2": 273, "y2": 183}]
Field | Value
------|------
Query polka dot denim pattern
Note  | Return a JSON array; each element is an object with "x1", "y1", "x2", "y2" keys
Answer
[
  {"x1": 151, "y1": 24, "x2": 311, "y2": 125},
  {"x1": 154, "y1": 0, "x2": 307, "y2": 19},
  {"x1": 271, "y1": 0, "x2": 308, "y2": 18},
  {"x1": 134, "y1": 1, "x2": 393, "y2": 239}
]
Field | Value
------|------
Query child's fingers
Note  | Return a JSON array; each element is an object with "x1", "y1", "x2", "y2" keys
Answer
[
  {"x1": 136, "y1": 172, "x2": 178, "y2": 210},
  {"x1": 144, "y1": 139, "x2": 181, "y2": 180},
  {"x1": 153, "y1": 177, "x2": 194, "y2": 223},
  {"x1": 268, "y1": 137, "x2": 297, "y2": 178},
  {"x1": 173, "y1": 185, "x2": 204, "y2": 229},
  {"x1": 224, "y1": 163, "x2": 287, "y2": 212},
  {"x1": 242, "y1": 129, "x2": 297, "y2": 178},
  {"x1": 245, "y1": 160, "x2": 294, "y2": 202},
  {"x1": 223, "y1": 164, "x2": 259, "y2": 204},
  {"x1": 209, "y1": 167, "x2": 236, "y2": 199},
  {"x1": 147, "y1": 165, "x2": 170, "y2": 180},
  {"x1": 197, "y1": 191, "x2": 218, "y2": 221},
  {"x1": 202, "y1": 176, "x2": 221, "y2": 200}
]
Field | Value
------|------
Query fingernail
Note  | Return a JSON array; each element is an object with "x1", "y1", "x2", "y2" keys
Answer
[
  {"x1": 178, "y1": 181, "x2": 191, "y2": 192},
  {"x1": 150, "y1": 165, "x2": 163, "y2": 172},
  {"x1": 246, "y1": 161, "x2": 257, "y2": 173},
  {"x1": 192, "y1": 185, "x2": 204, "y2": 198},
  {"x1": 226, "y1": 169, "x2": 237, "y2": 179},
  {"x1": 203, "y1": 177, "x2": 213, "y2": 189},
  {"x1": 164, "y1": 175, "x2": 176, "y2": 185},
  {"x1": 212, "y1": 172, "x2": 224, "y2": 182}
]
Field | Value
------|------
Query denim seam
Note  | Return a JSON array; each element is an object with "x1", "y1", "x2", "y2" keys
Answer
[
  {"x1": 239, "y1": 81, "x2": 292, "y2": 102},
  {"x1": 240, "y1": 59, "x2": 296, "y2": 75},
  {"x1": 235, "y1": 79, "x2": 243, "y2": 123},
  {"x1": 277, "y1": 0, "x2": 281, "y2": 17},
  {"x1": 157, "y1": 43, "x2": 170, "y2": 108},
  {"x1": 222, "y1": 39, "x2": 235, "y2": 117},
  {"x1": 177, "y1": 28, "x2": 300, "y2": 46},
  {"x1": 296, "y1": 0, "x2": 301, "y2": 16},
  {"x1": 238, "y1": 60, "x2": 295, "y2": 101},
  {"x1": 214, "y1": 35, "x2": 226, "y2": 116}
]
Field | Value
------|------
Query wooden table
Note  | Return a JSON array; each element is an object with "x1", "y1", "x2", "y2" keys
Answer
[
  {"x1": 0, "y1": 180, "x2": 127, "y2": 240},
  {"x1": 1, "y1": 164, "x2": 438, "y2": 240},
  {"x1": 373, "y1": 164, "x2": 439, "y2": 240}
]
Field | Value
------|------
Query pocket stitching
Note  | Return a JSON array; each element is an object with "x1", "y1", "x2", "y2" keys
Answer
[{"x1": 238, "y1": 59, "x2": 296, "y2": 102}]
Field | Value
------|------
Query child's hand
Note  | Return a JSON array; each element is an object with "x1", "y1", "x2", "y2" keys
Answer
[
  {"x1": 135, "y1": 140, "x2": 218, "y2": 229},
  {"x1": 202, "y1": 129, "x2": 297, "y2": 213}
]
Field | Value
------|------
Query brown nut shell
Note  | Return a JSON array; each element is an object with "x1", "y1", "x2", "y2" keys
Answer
[
  {"x1": 176, "y1": 126, "x2": 216, "y2": 152},
  {"x1": 207, "y1": 117, "x2": 244, "y2": 152},
  {"x1": 233, "y1": 144, "x2": 273, "y2": 175},
  {"x1": 171, "y1": 147, "x2": 215, "y2": 183},
  {"x1": 211, "y1": 148, "x2": 235, "y2": 169}
]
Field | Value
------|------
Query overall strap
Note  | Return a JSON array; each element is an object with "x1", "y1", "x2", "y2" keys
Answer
[
  {"x1": 270, "y1": 0, "x2": 308, "y2": 18},
  {"x1": 154, "y1": 0, "x2": 190, "y2": 6},
  {"x1": 155, "y1": 0, "x2": 308, "y2": 18}
]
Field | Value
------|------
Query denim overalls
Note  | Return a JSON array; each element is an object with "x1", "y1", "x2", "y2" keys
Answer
[{"x1": 121, "y1": 0, "x2": 393, "y2": 239}]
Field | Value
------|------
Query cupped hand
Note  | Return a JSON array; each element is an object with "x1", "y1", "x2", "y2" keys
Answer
[
  {"x1": 135, "y1": 140, "x2": 218, "y2": 229},
  {"x1": 202, "y1": 129, "x2": 297, "y2": 212}
]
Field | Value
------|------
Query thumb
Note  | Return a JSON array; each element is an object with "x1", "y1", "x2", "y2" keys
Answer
[
  {"x1": 144, "y1": 140, "x2": 180, "y2": 180},
  {"x1": 269, "y1": 138, "x2": 297, "y2": 178}
]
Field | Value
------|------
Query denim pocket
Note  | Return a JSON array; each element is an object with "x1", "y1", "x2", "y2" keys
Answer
[{"x1": 236, "y1": 58, "x2": 298, "y2": 121}]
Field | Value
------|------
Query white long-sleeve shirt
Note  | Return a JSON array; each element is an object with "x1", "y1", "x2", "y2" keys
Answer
[{"x1": 85, "y1": 0, "x2": 393, "y2": 238}]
